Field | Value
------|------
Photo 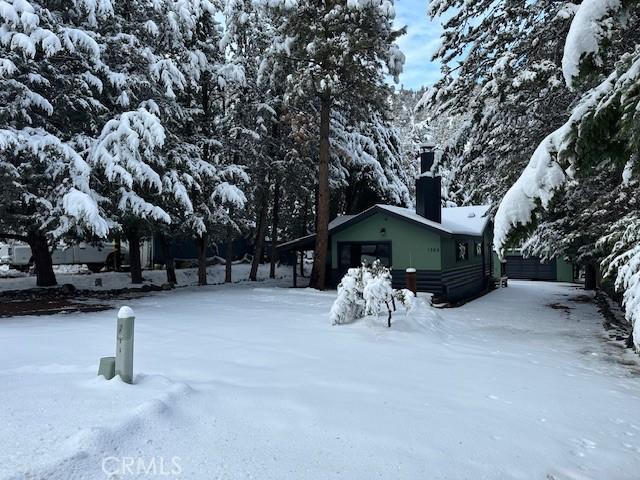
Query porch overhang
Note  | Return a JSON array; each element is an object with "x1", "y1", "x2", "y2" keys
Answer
[{"x1": 276, "y1": 234, "x2": 317, "y2": 252}]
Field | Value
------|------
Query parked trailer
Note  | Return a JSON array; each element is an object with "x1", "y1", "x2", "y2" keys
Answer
[{"x1": 0, "y1": 241, "x2": 128, "y2": 273}]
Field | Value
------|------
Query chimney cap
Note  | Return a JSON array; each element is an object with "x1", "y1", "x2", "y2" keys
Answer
[{"x1": 419, "y1": 142, "x2": 436, "y2": 152}]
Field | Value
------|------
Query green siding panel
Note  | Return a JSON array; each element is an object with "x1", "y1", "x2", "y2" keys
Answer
[
  {"x1": 492, "y1": 252, "x2": 502, "y2": 278},
  {"x1": 556, "y1": 258, "x2": 574, "y2": 282},
  {"x1": 484, "y1": 227, "x2": 494, "y2": 277},
  {"x1": 441, "y1": 236, "x2": 484, "y2": 271},
  {"x1": 390, "y1": 270, "x2": 443, "y2": 294},
  {"x1": 331, "y1": 212, "x2": 441, "y2": 270},
  {"x1": 442, "y1": 264, "x2": 486, "y2": 302}
]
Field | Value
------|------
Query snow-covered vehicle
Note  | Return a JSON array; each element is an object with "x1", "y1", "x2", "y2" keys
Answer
[
  {"x1": 0, "y1": 243, "x2": 11, "y2": 265},
  {"x1": 0, "y1": 241, "x2": 128, "y2": 273}
]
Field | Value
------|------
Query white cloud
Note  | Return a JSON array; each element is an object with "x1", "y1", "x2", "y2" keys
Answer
[{"x1": 390, "y1": 0, "x2": 444, "y2": 90}]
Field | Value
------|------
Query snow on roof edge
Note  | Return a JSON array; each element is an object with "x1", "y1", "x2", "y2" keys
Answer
[
  {"x1": 375, "y1": 204, "x2": 491, "y2": 237},
  {"x1": 279, "y1": 204, "x2": 491, "y2": 249}
]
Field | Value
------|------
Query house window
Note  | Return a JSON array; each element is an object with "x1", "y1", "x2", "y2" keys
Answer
[
  {"x1": 456, "y1": 242, "x2": 468, "y2": 262},
  {"x1": 338, "y1": 242, "x2": 391, "y2": 274},
  {"x1": 360, "y1": 243, "x2": 390, "y2": 266},
  {"x1": 475, "y1": 242, "x2": 483, "y2": 257}
]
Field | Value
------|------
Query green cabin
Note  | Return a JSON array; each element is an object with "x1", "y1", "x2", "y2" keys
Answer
[{"x1": 279, "y1": 146, "x2": 495, "y2": 303}]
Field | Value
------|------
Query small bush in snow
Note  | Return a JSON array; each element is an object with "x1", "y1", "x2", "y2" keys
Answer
[
  {"x1": 394, "y1": 288, "x2": 418, "y2": 314},
  {"x1": 362, "y1": 261, "x2": 394, "y2": 318},
  {"x1": 330, "y1": 266, "x2": 366, "y2": 325},
  {"x1": 330, "y1": 260, "x2": 417, "y2": 327}
]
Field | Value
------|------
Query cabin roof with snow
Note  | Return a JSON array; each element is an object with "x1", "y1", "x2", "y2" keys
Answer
[
  {"x1": 359, "y1": 204, "x2": 491, "y2": 237},
  {"x1": 277, "y1": 204, "x2": 491, "y2": 252}
]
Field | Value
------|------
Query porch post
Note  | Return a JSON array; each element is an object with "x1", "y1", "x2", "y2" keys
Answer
[{"x1": 293, "y1": 250, "x2": 298, "y2": 288}]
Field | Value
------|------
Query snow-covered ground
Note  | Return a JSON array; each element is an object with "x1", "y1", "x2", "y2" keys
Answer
[
  {"x1": 0, "y1": 263, "x2": 296, "y2": 292},
  {"x1": 1, "y1": 281, "x2": 640, "y2": 479}
]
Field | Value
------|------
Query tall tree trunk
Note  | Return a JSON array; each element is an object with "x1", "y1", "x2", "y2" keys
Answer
[
  {"x1": 114, "y1": 235, "x2": 122, "y2": 271},
  {"x1": 300, "y1": 195, "x2": 309, "y2": 277},
  {"x1": 584, "y1": 263, "x2": 597, "y2": 290},
  {"x1": 225, "y1": 222, "x2": 233, "y2": 283},
  {"x1": 269, "y1": 177, "x2": 281, "y2": 279},
  {"x1": 159, "y1": 233, "x2": 177, "y2": 285},
  {"x1": 249, "y1": 187, "x2": 269, "y2": 281},
  {"x1": 196, "y1": 233, "x2": 208, "y2": 286},
  {"x1": 27, "y1": 231, "x2": 56, "y2": 287},
  {"x1": 344, "y1": 181, "x2": 356, "y2": 215},
  {"x1": 310, "y1": 171, "x2": 320, "y2": 281},
  {"x1": 310, "y1": 93, "x2": 331, "y2": 290},
  {"x1": 128, "y1": 232, "x2": 143, "y2": 284}
]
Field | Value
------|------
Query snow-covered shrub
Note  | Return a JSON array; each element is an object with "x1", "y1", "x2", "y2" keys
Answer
[
  {"x1": 394, "y1": 288, "x2": 418, "y2": 314},
  {"x1": 330, "y1": 260, "x2": 419, "y2": 326},
  {"x1": 330, "y1": 266, "x2": 366, "y2": 325},
  {"x1": 361, "y1": 260, "x2": 394, "y2": 317}
]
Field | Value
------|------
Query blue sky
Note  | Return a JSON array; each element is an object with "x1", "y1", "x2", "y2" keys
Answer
[{"x1": 392, "y1": 0, "x2": 444, "y2": 90}]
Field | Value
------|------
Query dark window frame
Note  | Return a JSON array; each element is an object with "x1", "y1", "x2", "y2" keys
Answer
[
  {"x1": 456, "y1": 241, "x2": 469, "y2": 262},
  {"x1": 337, "y1": 240, "x2": 393, "y2": 275}
]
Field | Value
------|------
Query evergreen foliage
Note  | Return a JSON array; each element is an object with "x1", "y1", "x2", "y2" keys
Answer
[
  {"x1": 0, "y1": 0, "x2": 413, "y2": 288},
  {"x1": 428, "y1": 0, "x2": 640, "y2": 348},
  {"x1": 256, "y1": 0, "x2": 406, "y2": 289}
]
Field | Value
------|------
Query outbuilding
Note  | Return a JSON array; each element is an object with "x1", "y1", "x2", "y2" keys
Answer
[{"x1": 503, "y1": 249, "x2": 577, "y2": 282}]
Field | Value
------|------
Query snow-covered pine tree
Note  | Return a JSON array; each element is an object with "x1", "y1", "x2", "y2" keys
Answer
[
  {"x1": 331, "y1": 110, "x2": 411, "y2": 214},
  {"x1": 88, "y1": 107, "x2": 170, "y2": 283},
  {"x1": 493, "y1": 1, "x2": 640, "y2": 347},
  {"x1": 388, "y1": 88, "x2": 428, "y2": 199},
  {"x1": 220, "y1": 0, "x2": 279, "y2": 283},
  {"x1": 269, "y1": 107, "x2": 317, "y2": 278},
  {"x1": 426, "y1": 0, "x2": 578, "y2": 207},
  {"x1": 0, "y1": 0, "x2": 113, "y2": 286},
  {"x1": 517, "y1": 172, "x2": 637, "y2": 279},
  {"x1": 85, "y1": 1, "x2": 185, "y2": 283},
  {"x1": 85, "y1": 0, "x2": 249, "y2": 285},
  {"x1": 147, "y1": 0, "x2": 249, "y2": 286},
  {"x1": 600, "y1": 213, "x2": 640, "y2": 348},
  {"x1": 257, "y1": 0, "x2": 405, "y2": 290},
  {"x1": 494, "y1": 2, "x2": 640, "y2": 248}
]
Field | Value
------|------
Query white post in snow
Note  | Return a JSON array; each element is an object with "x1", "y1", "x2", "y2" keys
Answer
[{"x1": 116, "y1": 306, "x2": 135, "y2": 384}]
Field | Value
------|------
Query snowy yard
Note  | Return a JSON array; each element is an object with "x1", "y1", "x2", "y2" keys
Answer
[
  {"x1": 0, "y1": 263, "x2": 295, "y2": 292},
  {"x1": 1, "y1": 280, "x2": 640, "y2": 479}
]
